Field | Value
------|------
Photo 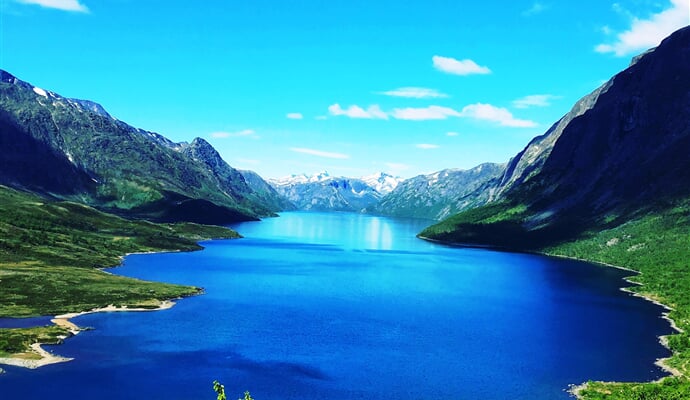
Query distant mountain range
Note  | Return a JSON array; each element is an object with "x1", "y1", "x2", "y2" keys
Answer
[
  {"x1": 268, "y1": 171, "x2": 403, "y2": 212},
  {"x1": 369, "y1": 163, "x2": 505, "y2": 220},
  {"x1": 0, "y1": 70, "x2": 288, "y2": 224}
]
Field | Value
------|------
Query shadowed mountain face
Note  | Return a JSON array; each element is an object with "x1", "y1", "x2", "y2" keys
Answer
[
  {"x1": 422, "y1": 26, "x2": 690, "y2": 247},
  {"x1": 512, "y1": 25, "x2": 690, "y2": 229},
  {"x1": 0, "y1": 70, "x2": 290, "y2": 224}
]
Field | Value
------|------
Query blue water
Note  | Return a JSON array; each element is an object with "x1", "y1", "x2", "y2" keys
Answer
[{"x1": 0, "y1": 212, "x2": 673, "y2": 399}]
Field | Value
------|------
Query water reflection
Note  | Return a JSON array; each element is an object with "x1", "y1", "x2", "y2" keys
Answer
[{"x1": 231, "y1": 212, "x2": 429, "y2": 251}]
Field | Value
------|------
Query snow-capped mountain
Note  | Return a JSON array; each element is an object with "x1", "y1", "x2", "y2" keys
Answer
[
  {"x1": 369, "y1": 163, "x2": 506, "y2": 220},
  {"x1": 360, "y1": 172, "x2": 403, "y2": 195},
  {"x1": 269, "y1": 171, "x2": 332, "y2": 186},
  {"x1": 268, "y1": 171, "x2": 401, "y2": 211}
]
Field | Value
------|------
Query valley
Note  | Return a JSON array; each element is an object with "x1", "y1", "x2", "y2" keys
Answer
[{"x1": 0, "y1": 13, "x2": 689, "y2": 400}]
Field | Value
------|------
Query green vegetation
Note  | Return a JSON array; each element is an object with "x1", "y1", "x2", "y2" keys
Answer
[
  {"x1": 577, "y1": 378, "x2": 690, "y2": 400},
  {"x1": 213, "y1": 380, "x2": 254, "y2": 400},
  {"x1": 0, "y1": 185, "x2": 240, "y2": 355},
  {"x1": 544, "y1": 204, "x2": 690, "y2": 398},
  {"x1": 421, "y1": 200, "x2": 690, "y2": 398},
  {"x1": 0, "y1": 325, "x2": 71, "y2": 358}
]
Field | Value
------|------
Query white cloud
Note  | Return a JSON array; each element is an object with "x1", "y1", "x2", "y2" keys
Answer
[
  {"x1": 522, "y1": 2, "x2": 547, "y2": 17},
  {"x1": 290, "y1": 147, "x2": 350, "y2": 159},
  {"x1": 432, "y1": 55, "x2": 491, "y2": 75},
  {"x1": 325, "y1": 102, "x2": 536, "y2": 126},
  {"x1": 210, "y1": 129, "x2": 256, "y2": 139},
  {"x1": 286, "y1": 112, "x2": 303, "y2": 120},
  {"x1": 390, "y1": 105, "x2": 461, "y2": 121},
  {"x1": 18, "y1": 0, "x2": 88, "y2": 12},
  {"x1": 328, "y1": 103, "x2": 388, "y2": 119},
  {"x1": 446, "y1": 131, "x2": 459, "y2": 136},
  {"x1": 460, "y1": 103, "x2": 538, "y2": 127},
  {"x1": 379, "y1": 87, "x2": 449, "y2": 99},
  {"x1": 512, "y1": 94, "x2": 560, "y2": 109},
  {"x1": 416, "y1": 143, "x2": 440, "y2": 149},
  {"x1": 595, "y1": 0, "x2": 689, "y2": 56}
]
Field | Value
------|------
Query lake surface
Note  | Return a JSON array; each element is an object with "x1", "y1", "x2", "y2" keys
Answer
[{"x1": 0, "y1": 212, "x2": 673, "y2": 399}]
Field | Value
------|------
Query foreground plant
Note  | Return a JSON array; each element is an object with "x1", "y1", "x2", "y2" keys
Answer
[{"x1": 213, "y1": 380, "x2": 254, "y2": 400}]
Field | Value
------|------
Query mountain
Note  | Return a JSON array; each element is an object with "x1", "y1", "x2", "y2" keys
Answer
[
  {"x1": 0, "y1": 70, "x2": 286, "y2": 224},
  {"x1": 421, "y1": 25, "x2": 690, "y2": 248},
  {"x1": 369, "y1": 163, "x2": 505, "y2": 220},
  {"x1": 490, "y1": 80, "x2": 614, "y2": 200},
  {"x1": 420, "y1": 28, "x2": 690, "y2": 397},
  {"x1": 270, "y1": 171, "x2": 334, "y2": 186},
  {"x1": 360, "y1": 172, "x2": 403, "y2": 195},
  {"x1": 269, "y1": 172, "x2": 399, "y2": 211},
  {"x1": 239, "y1": 170, "x2": 297, "y2": 212}
]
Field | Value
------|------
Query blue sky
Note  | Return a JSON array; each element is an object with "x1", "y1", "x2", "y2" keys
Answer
[{"x1": 1, "y1": 0, "x2": 688, "y2": 179}]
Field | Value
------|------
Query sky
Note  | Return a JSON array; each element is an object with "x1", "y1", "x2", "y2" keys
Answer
[{"x1": 1, "y1": 0, "x2": 688, "y2": 179}]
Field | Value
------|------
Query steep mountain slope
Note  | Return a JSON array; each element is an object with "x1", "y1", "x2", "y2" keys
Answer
[
  {"x1": 370, "y1": 163, "x2": 504, "y2": 220},
  {"x1": 0, "y1": 70, "x2": 283, "y2": 223},
  {"x1": 423, "y1": 26, "x2": 690, "y2": 246},
  {"x1": 269, "y1": 172, "x2": 393, "y2": 211},
  {"x1": 239, "y1": 169, "x2": 297, "y2": 211},
  {"x1": 491, "y1": 80, "x2": 614, "y2": 200},
  {"x1": 421, "y1": 27, "x2": 690, "y2": 396}
]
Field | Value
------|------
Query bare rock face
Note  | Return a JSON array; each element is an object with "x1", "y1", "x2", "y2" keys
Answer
[
  {"x1": 522, "y1": 25, "x2": 690, "y2": 222},
  {"x1": 492, "y1": 79, "x2": 613, "y2": 201}
]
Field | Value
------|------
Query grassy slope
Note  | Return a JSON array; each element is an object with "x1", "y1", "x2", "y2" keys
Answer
[
  {"x1": 0, "y1": 185, "x2": 239, "y2": 356},
  {"x1": 420, "y1": 202, "x2": 690, "y2": 398}
]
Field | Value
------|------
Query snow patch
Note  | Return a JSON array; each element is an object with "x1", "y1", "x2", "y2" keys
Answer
[
  {"x1": 360, "y1": 172, "x2": 403, "y2": 195},
  {"x1": 33, "y1": 87, "x2": 48, "y2": 97}
]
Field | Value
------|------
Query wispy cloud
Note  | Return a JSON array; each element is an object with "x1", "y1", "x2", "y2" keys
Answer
[
  {"x1": 446, "y1": 131, "x2": 459, "y2": 136},
  {"x1": 290, "y1": 147, "x2": 350, "y2": 159},
  {"x1": 378, "y1": 87, "x2": 449, "y2": 99},
  {"x1": 432, "y1": 55, "x2": 491, "y2": 76},
  {"x1": 286, "y1": 112, "x2": 303, "y2": 120},
  {"x1": 460, "y1": 103, "x2": 538, "y2": 127},
  {"x1": 210, "y1": 129, "x2": 257, "y2": 139},
  {"x1": 17, "y1": 0, "x2": 88, "y2": 12},
  {"x1": 390, "y1": 105, "x2": 461, "y2": 121},
  {"x1": 324, "y1": 102, "x2": 536, "y2": 127},
  {"x1": 512, "y1": 94, "x2": 560, "y2": 109},
  {"x1": 416, "y1": 143, "x2": 440, "y2": 149},
  {"x1": 328, "y1": 103, "x2": 388, "y2": 119},
  {"x1": 522, "y1": 2, "x2": 548, "y2": 17},
  {"x1": 595, "y1": 0, "x2": 689, "y2": 56}
]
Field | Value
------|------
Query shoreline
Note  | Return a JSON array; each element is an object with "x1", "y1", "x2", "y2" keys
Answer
[
  {"x1": 0, "y1": 300, "x2": 176, "y2": 370},
  {"x1": 418, "y1": 236, "x2": 685, "y2": 396},
  {"x1": 0, "y1": 233, "x2": 234, "y2": 372}
]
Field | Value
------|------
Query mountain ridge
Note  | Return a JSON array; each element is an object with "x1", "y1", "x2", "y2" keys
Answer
[{"x1": 0, "y1": 70, "x2": 291, "y2": 224}]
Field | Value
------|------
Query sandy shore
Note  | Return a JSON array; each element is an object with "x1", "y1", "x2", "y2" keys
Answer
[{"x1": 0, "y1": 300, "x2": 175, "y2": 369}]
